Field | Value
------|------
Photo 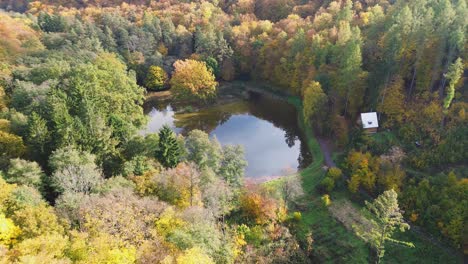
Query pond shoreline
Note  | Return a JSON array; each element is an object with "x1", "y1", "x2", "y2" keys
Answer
[
  {"x1": 145, "y1": 81, "x2": 296, "y2": 115},
  {"x1": 144, "y1": 81, "x2": 315, "y2": 181},
  {"x1": 145, "y1": 82, "x2": 248, "y2": 114}
]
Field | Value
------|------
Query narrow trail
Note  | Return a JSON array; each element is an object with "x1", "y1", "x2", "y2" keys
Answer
[{"x1": 317, "y1": 137, "x2": 336, "y2": 168}]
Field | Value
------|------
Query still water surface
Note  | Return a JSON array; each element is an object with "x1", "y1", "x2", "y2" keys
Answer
[{"x1": 144, "y1": 92, "x2": 312, "y2": 178}]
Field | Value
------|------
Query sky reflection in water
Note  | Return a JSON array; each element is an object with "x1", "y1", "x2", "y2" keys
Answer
[{"x1": 144, "y1": 94, "x2": 311, "y2": 178}]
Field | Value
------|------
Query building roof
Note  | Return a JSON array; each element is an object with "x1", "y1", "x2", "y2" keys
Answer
[{"x1": 360, "y1": 112, "x2": 379, "y2": 129}]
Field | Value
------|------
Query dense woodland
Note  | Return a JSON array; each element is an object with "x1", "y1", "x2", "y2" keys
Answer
[{"x1": 0, "y1": 0, "x2": 466, "y2": 263}]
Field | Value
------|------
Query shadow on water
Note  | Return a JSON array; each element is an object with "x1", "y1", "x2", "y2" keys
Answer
[{"x1": 143, "y1": 91, "x2": 312, "y2": 178}]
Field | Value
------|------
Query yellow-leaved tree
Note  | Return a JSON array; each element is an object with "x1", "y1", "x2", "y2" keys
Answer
[
  {"x1": 303, "y1": 81, "x2": 327, "y2": 125},
  {"x1": 176, "y1": 247, "x2": 215, "y2": 264},
  {"x1": 377, "y1": 76, "x2": 405, "y2": 128},
  {"x1": 170, "y1": 59, "x2": 218, "y2": 102},
  {"x1": 0, "y1": 213, "x2": 21, "y2": 246}
]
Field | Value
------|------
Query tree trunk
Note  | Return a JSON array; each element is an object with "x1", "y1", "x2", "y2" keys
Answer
[
  {"x1": 408, "y1": 66, "x2": 417, "y2": 99},
  {"x1": 376, "y1": 225, "x2": 387, "y2": 264},
  {"x1": 439, "y1": 48, "x2": 455, "y2": 99}
]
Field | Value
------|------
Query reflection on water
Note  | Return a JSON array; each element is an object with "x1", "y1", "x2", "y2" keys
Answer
[
  {"x1": 143, "y1": 105, "x2": 180, "y2": 134},
  {"x1": 144, "y1": 91, "x2": 312, "y2": 178}
]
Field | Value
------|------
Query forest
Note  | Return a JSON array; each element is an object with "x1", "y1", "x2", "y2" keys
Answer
[{"x1": 0, "y1": 0, "x2": 466, "y2": 263}]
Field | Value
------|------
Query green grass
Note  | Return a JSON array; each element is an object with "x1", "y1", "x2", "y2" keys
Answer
[
  {"x1": 293, "y1": 98, "x2": 371, "y2": 263},
  {"x1": 255, "y1": 83, "x2": 462, "y2": 263},
  {"x1": 384, "y1": 230, "x2": 460, "y2": 264}
]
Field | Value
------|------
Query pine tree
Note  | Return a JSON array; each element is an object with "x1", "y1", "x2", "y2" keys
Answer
[
  {"x1": 443, "y1": 58, "x2": 463, "y2": 110},
  {"x1": 366, "y1": 189, "x2": 414, "y2": 264},
  {"x1": 156, "y1": 125, "x2": 181, "y2": 168}
]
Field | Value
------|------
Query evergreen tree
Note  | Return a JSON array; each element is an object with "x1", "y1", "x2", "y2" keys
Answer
[
  {"x1": 443, "y1": 58, "x2": 463, "y2": 110},
  {"x1": 37, "y1": 12, "x2": 66, "y2": 32},
  {"x1": 366, "y1": 189, "x2": 414, "y2": 264},
  {"x1": 156, "y1": 125, "x2": 181, "y2": 168}
]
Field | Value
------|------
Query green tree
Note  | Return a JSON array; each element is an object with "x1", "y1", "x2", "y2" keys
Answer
[
  {"x1": 443, "y1": 58, "x2": 463, "y2": 110},
  {"x1": 49, "y1": 146, "x2": 103, "y2": 194},
  {"x1": 185, "y1": 130, "x2": 221, "y2": 170},
  {"x1": 333, "y1": 22, "x2": 366, "y2": 118},
  {"x1": 5, "y1": 159, "x2": 44, "y2": 189},
  {"x1": 27, "y1": 112, "x2": 50, "y2": 162},
  {"x1": 42, "y1": 53, "x2": 145, "y2": 174},
  {"x1": 365, "y1": 189, "x2": 413, "y2": 263},
  {"x1": 203, "y1": 57, "x2": 220, "y2": 77},
  {"x1": 218, "y1": 145, "x2": 247, "y2": 190},
  {"x1": 145, "y1": 66, "x2": 168, "y2": 91},
  {"x1": 319, "y1": 177, "x2": 335, "y2": 193},
  {"x1": 156, "y1": 125, "x2": 181, "y2": 168},
  {"x1": 37, "y1": 12, "x2": 66, "y2": 33}
]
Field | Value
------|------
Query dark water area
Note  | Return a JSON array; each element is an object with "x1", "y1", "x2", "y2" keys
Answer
[{"x1": 143, "y1": 91, "x2": 312, "y2": 178}]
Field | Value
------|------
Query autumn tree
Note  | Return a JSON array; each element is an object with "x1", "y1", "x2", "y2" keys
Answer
[
  {"x1": 176, "y1": 247, "x2": 214, "y2": 264},
  {"x1": 170, "y1": 60, "x2": 218, "y2": 102},
  {"x1": 201, "y1": 178, "x2": 234, "y2": 219},
  {"x1": 177, "y1": 163, "x2": 201, "y2": 207},
  {"x1": 240, "y1": 191, "x2": 279, "y2": 225},
  {"x1": 156, "y1": 125, "x2": 181, "y2": 169},
  {"x1": 0, "y1": 86, "x2": 6, "y2": 111},
  {"x1": 0, "y1": 212, "x2": 21, "y2": 246},
  {"x1": 77, "y1": 188, "x2": 164, "y2": 246},
  {"x1": 145, "y1": 66, "x2": 168, "y2": 91},
  {"x1": 365, "y1": 189, "x2": 413, "y2": 263},
  {"x1": 303, "y1": 81, "x2": 327, "y2": 125},
  {"x1": 376, "y1": 160, "x2": 405, "y2": 193},
  {"x1": 377, "y1": 76, "x2": 405, "y2": 127},
  {"x1": 0, "y1": 131, "x2": 26, "y2": 168},
  {"x1": 346, "y1": 150, "x2": 379, "y2": 194}
]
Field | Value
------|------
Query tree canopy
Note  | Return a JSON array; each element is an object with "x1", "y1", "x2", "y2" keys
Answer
[{"x1": 170, "y1": 60, "x2": 218, "y2": 102}]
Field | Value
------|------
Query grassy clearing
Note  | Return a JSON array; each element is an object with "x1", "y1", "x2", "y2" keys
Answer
[{"x1": 297, "y1": 104, "x2": 372, "y2": 263}]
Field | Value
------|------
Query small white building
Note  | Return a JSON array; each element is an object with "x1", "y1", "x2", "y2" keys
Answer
[{"x1": 360, "y1": 112, "x2": 379, "y2": 133}]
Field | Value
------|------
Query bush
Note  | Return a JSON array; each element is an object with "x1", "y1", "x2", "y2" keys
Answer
[
  {"x1": 326, "y1": 167, "x2": 343, "y2": 181},
  {"x1": 321, "y1": 194, "x2": 331, "y2": 206},
  {"x1": 319, "y1": 177, "x2": 335, "y2": 193}
]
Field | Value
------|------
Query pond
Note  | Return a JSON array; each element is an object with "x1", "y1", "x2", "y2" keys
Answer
[{"x1": 143, "y1": 91, "x2": 312, "y2": 179}]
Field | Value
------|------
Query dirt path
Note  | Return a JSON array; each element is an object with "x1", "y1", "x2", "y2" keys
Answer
[{"x1": 317, "y1": 137, "x2": 336, "y2": 168}]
